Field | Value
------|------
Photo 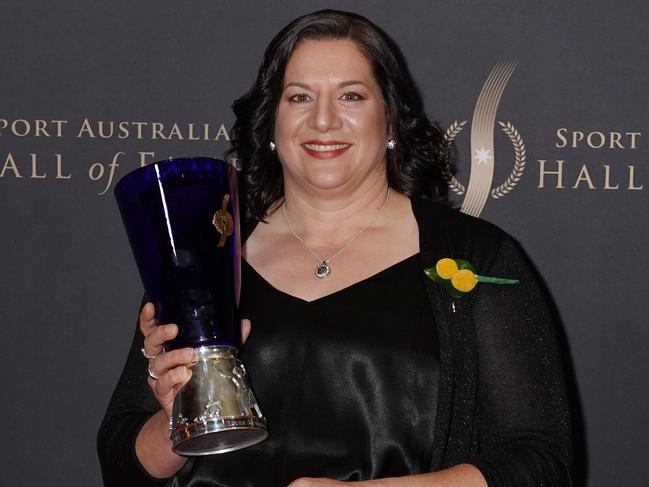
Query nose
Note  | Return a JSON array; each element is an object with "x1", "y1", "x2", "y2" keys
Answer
[{"x1": 309, "y1": 96, "x2": 342, "y2": 132}]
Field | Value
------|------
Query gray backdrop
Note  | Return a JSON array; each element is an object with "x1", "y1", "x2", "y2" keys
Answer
[{"x1": 1, "y1": 1, "x2": 647, "y2": 485}]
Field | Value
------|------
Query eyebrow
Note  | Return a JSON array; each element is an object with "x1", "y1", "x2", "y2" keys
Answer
[{"x1": 283, "y1": 80, "x2": 368, "y2": 91}]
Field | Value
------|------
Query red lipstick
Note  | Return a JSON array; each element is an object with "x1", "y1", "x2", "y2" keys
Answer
[{"x1": 301, "y1": 140, "x2": 352, "y2": 159}]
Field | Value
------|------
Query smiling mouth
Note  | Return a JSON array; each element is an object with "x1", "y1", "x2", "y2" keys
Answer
[
  {"x1": 303, "y1": 143, "x2": 349, "y2": 151},
  {"x1": 301, "y1": 141, "x2": 352, "y2": 159}
]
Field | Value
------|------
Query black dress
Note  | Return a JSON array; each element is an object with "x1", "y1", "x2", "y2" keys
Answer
[
  {"x1": 172, "y1": 254, "x2": 440, "y2": 486},
  {"x1": 101, "y1": 254, "x2": 441, "y2": 487}
]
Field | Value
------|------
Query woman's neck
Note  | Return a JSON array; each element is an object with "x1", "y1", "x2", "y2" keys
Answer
[{"x1": 277, "y1": 177, "x2": 390, "y2": 247}]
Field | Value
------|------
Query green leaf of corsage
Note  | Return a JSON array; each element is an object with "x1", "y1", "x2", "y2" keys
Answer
[{"x1": 424, "y1": 257, "x2": 519, "y2": 298}]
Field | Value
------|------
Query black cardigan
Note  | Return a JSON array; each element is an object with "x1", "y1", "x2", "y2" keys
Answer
[
  {"x1": 97, "y1": 198, "x2": 572, "y2": 486},
  {"x1": 411, "y1": 198, "x2": 572, "y2": 485}
]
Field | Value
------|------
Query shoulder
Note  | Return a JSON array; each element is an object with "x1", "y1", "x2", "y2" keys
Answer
[{"x1": 410, "y1": 197, "x2": 510, "y2": 263}]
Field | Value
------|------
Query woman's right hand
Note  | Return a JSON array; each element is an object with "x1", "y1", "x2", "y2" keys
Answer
[
  {"x1": 139, "y1": 302, "x2": 196, "y2": 416},
  {"x1": 139, "y1": 302, "x2": 253, "y2": 416},
  {"x1": 135, "y1": 303, "x2": 252, "y2": 478}
]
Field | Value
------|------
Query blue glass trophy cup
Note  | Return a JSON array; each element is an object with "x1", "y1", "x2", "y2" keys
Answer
[{"x1": 115, "y1": 157, "x2": 267, "y2": 455}]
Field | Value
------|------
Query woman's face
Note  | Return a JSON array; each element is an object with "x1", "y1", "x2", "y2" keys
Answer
[{"x1": 274, "y1": 39, "x2": 390, "y2": 194}]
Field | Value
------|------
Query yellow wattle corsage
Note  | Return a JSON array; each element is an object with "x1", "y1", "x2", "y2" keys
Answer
[{"x1": 424, "y1": 257, "x2": 519, "y2": 298}]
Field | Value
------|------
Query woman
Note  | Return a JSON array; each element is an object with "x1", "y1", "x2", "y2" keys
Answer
[{"x1": 98, "y1": 9, "x2": 572, "y2": 486}]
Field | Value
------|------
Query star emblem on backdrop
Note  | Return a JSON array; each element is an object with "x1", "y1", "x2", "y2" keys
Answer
[{"x1": 473, "y1": 146, "x2": 493, "y2": 165}]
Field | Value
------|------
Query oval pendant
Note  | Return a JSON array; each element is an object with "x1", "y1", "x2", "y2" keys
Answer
[{"x1": 314, "y1": 261, "x2": 330, "y2": 279}]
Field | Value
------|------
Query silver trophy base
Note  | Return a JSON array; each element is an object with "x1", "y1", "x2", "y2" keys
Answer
[{"x1": 170, "y1": 345, "x2": 268, "y2": 456}]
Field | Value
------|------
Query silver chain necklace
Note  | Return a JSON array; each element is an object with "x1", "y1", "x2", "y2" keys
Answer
[{"x1": 282, "y1": 188, "x2": 391, "y2": 279}]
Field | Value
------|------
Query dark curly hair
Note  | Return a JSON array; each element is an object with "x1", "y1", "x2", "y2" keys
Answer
[{"x1": 229, "y1": 9, "x2": 447, "y2": 221}]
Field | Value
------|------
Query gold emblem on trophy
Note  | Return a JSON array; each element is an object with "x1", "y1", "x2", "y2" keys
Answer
[{"x1": 212, "y1": 194, "x2": 233, "y2": 247}]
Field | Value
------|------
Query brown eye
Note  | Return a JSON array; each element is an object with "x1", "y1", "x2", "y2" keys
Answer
[
  {"x1": 340, "y1": 92, "x2": 363, "y2": 101},
  {"x1": 288, "y1": 93, "x2": 311, "y2": 103}
]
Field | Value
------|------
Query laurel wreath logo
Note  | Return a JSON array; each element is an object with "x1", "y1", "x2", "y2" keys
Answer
[
  {"x1": 440, "y1": 120, "x2": 527, "y2": 198},
  {"x1": 492, "y1": 122, "x2": 527, "y2": 198},
  {"x1": 440, "y1": 121, "x2": 467, "y2": 195}
]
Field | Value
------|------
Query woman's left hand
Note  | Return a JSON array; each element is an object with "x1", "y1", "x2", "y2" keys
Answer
[
  {"x1": 287, "y1": 479, "x2": 349, "y2": 487},
  {"x1": 286, "y1": 464, "x2": 487, "y2": 486}
]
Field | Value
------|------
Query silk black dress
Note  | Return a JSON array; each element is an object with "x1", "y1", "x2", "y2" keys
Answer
[
  {"x1": 100, "y1": 253, "x2": 440, "y2": 486},
  {"x1": 169, "y1": 255, "x2": 440, "y2": 486}
]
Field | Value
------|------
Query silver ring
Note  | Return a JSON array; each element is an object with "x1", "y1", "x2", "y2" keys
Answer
[
  {"x1": 147, "y1": 363, "x2": 159, "y2": 380},
  {"x1": 141, "y1": 347, "x2": 157, "y2": 360}
]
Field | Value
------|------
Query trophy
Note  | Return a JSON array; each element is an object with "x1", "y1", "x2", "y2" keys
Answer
[{"x1": 114, "y1": 157, "x2": 268, "y2": 456}]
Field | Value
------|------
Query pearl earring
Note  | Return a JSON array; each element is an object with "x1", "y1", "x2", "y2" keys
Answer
[
  {"x1": 387, "y1": 138, "x2": 396, "y2": 150},
  {"x1": 270, "y1": 141, "x2": 276, "y2": 151}
]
